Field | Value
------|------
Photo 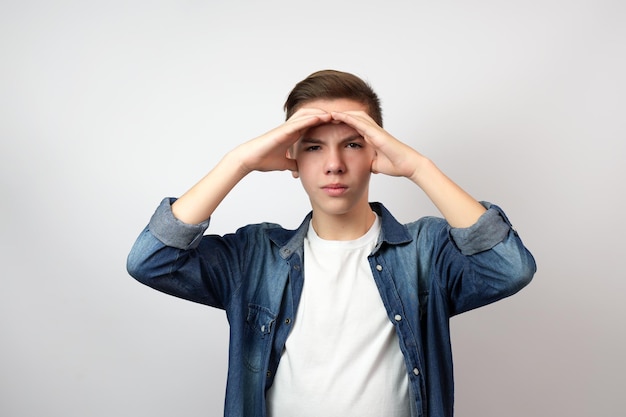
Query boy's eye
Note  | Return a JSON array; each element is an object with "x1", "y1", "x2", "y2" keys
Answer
[
  {"x1": 347, "y1": 142, "x2": 363, "y2": 149},
  {"x1": 305, "y1": 145, "x2": 321, "y2": 152}
]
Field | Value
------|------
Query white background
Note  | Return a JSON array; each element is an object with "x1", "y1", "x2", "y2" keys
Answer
[{"x1": 1, "y1": 1, "x2": 624, "y2": 416}]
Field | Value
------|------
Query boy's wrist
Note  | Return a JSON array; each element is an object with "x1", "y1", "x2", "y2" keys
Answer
[
  {"x1": 223, "y1": 147, "x2": 254, "y2": 178},
  {"x1": 407, "y1": 154, "x2": 434, "y2": 186}
]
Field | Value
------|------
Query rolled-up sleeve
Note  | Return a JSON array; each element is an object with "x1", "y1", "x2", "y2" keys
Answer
[
  {"x1": 449, "y1": 202, "x2": 511, "y2": 256},
  {"x1": 441, "y1": 201, "x2": 536, "y2": 315},
  {"x1": 148, "y1": 197, "x2": 210, "y2": 250},
  {"x1": 126, "y1": 198, "x2": 225, "y2": 307}
]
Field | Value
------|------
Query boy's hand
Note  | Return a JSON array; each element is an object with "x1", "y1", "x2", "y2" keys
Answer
[
  {"x1": 172, "y1": 108, "x2": 331, "y2": 224},
  {"x1": 330, "y1": 110, "x2": 422, "y2": 179},
  {"x1": 332, "y1": 109, "x2": 486, "y2": 227},
  {"x1": 235, "y1": 108, "x2": 332, "y2": 174}
]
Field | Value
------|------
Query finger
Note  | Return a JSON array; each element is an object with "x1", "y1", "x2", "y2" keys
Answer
[
  {"x1": 285, "y1": 112, "x2": 333, "y2": 133},
  {"x1": 271, "y1": 113, "x2": 333, "y2": 149},
  {"x1": 331, "y1": 110, "x2": 376, "y2": 124},
  {"x1": 288, "y1": 107, "x2": 330, "y2": 121},
  {"x1": 281, "y1": 113, "x2": 334, "y2": 150},
  {"x1": 330, "y1": 111, "x2": 382, "y2": 145},
  {"x1": 330, "y1": 111, "x2": 375, "y2": 133}
]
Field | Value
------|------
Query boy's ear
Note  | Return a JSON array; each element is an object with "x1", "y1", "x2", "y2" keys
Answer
[{"x1": 286, "y1": 147, "x2": 299, "y2": 178}]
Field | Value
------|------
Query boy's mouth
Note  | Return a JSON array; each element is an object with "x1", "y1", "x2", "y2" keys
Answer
[{"x1": 321, "y1": 183, "x2": 348, "y2": 196}]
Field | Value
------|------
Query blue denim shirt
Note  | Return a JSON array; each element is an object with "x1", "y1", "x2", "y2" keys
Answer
[{"x1": 127, "y1": 198, "x2": 536, "y2": 417}]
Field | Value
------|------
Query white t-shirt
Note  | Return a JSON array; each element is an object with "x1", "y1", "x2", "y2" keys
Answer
[{"x1": 266, "y1": 214, "x2": 409, "y2": 417}]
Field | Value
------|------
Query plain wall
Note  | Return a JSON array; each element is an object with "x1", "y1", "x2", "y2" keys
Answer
[{"x1": 1, "y1": 1, "x2": 624, "y2": 416}]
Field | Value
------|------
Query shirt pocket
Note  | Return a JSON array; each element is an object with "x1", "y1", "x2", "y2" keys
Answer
[{"x1": 243, "y1": 304, "x2": 276, "y2": 372}]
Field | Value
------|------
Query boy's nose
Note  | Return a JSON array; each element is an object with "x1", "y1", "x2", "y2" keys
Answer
[{"x1": 325, "y1": 150, "x2": 345, "y2": 174}]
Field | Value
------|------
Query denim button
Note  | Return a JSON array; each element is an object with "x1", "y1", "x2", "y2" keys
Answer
[
  {"x1": 285, "y1": 318, "x2": 291, "y2": 325},
  {"x1": 394, "y1": 314, "x2": 402, "y2": 321},
  {"x1": 413, "y1": 368, "x2": 420, "y2": 376},
  {"x1": 376, "y1": 264, "x2": 383, "y2": 271}
]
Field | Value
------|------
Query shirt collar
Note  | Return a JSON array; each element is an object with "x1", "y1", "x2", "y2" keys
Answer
[{"x1": 266, "y1": 202, "x2": 413, "y2": 259}]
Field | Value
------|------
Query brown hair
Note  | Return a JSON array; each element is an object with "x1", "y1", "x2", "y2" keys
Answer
[{"x1": 284, "y1": 69, "x2": 383, "y2": 126}]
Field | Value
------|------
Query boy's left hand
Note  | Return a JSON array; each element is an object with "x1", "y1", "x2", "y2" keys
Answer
[{"x1": 330, "y1": 110, "x2": 422, "y2": 180}]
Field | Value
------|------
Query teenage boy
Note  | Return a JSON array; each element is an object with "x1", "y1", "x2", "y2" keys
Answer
[{"x1": 127, "y1": 69, "x2": 536, "y2": 417}]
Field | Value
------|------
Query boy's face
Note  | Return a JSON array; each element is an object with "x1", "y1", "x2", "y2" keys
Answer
[{"x1": 291, "y1": 98, "x2": 376, "y2": 219}]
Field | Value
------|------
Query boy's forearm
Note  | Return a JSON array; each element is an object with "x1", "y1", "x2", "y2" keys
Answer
[
  {"x1": 172, "y1": 151, "x2": 249, "y2": 225},
  {"x1": 408, "y1": 156, "x2": 486, "y2": 228}
]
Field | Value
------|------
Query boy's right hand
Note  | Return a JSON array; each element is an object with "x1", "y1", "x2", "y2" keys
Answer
[
  {"x1": 234, "y1": 108, "x2": 332, "y2": 175},
  {"x1": 171, "y1": 108, "x2": 331, "y2": 224}
]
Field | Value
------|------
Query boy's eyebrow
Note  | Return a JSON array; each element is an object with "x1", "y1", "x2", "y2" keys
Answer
[
  {"x1": 299, "y1": 134, "x2": 364, "y2": 144},
  {"x1": 340, "y1": 134, "x2": 365, "y2": 143},
  {"x1": 299, "y1": 137, "x2": 323, "y2": 144}
]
